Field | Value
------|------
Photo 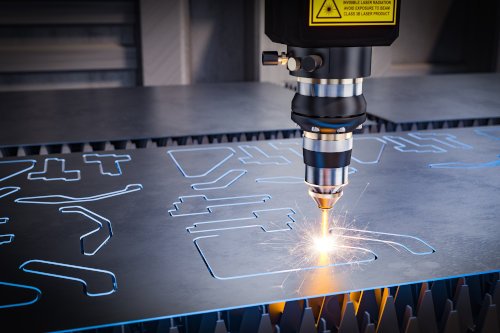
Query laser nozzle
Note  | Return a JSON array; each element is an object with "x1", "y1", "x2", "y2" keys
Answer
[{"x1": 308, "y1": 188, "x2": 343, "y2": 210}]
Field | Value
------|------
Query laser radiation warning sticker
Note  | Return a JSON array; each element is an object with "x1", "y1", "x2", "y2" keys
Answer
[{"x1": 309, "y1": 0, "x2": 397, "y2": 26}]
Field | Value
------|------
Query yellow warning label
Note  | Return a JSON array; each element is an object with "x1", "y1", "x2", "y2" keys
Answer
[{"x1": 310, "y1": 0, "x2": 397, "y2": 26}]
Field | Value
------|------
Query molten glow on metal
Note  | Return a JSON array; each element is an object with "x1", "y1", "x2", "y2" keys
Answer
[
  {"x1": 312, "y1": 209, "x2": 336, "y2": 254},
  {"x1": 312, "y1": 236, "x2": 336, "y2": 254}
]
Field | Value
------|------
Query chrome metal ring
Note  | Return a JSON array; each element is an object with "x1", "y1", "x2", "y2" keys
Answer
[
  {"x1": 305, "y1": 166, "x2": 349, "y2": 186},
  {"x1": 297, "y1": 78, "x2": 363, "y2": 98},
  {"x1": 303, "y1": 136, "x2": 353, "y2": 153}
]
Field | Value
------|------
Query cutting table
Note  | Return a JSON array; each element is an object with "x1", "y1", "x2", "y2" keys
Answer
[{"x1": 0, "y1": 126, "x2": 499, "y2": 332}]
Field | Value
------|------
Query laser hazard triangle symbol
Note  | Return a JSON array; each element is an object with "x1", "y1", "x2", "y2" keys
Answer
[{"x1": 316, "y1": 0, "x2": 341, "y2": 19}]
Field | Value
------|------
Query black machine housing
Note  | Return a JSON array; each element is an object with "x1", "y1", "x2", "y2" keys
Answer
[
  {"x1": 265, "y1": 0, "x2": 402, "y2": 48},
  {"x1": 264, "y1": 0, "x2": 402, "y2": 134}
]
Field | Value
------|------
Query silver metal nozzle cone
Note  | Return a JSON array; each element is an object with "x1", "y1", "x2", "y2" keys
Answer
[{"x1": 308, "y1": 189, "x2": 343, "y2": 210}]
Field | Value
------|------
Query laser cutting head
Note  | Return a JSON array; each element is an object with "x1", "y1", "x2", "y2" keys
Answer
[
  {"x1": 262, "y1": 0, "x2": 401, "y2": 212},
  {"x1": 303, "y1": 131, "x2": 352, "y2": 210}
]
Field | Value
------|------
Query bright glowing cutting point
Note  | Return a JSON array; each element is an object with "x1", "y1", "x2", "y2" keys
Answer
[
  {"x1": 313, "y1": 236, "x2": 336, "y2": 254},
  {"x1": 312, "y1": 209, "x2": 336, "y2": 254}
]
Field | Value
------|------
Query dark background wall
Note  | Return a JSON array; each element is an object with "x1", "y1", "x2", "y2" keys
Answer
[
  {"x1": 0, "y1": 0, "x2": 498, "y2": 91},
  {"x1": 0, "y1": 0, "x2": 140, "y2": 91}
]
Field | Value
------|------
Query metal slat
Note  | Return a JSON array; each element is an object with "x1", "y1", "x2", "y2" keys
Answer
[
  {"x1": 0, "y1": 1, "x2": 135, "y2": 25},
  {"x1": 0, "y1": 44, "x2": 136, "y2": 73}
]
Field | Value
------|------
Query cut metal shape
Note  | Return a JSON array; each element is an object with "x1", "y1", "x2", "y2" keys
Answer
[
  {"x1": 20, "y1": 260, "x2": 117, "y2": 297},
  {"x1": 169, "y1": 194, "x2": 271, "y2": 217},
  {"x1": 269, "y1": 141, "x2": 302, "y2": 157},
  {"x1": 0, "y1": 160, "x2": 36, "y2": 182},
  {"x1": 83, "y1": 154, "x2": 132, "y2": 176},
  {"x1": 256, "y1": 177, "x2": 303, "y2": 184},
  {"x1": 351, "y1": 137, "x2": 386, "y2": 164},
  {"x1": 0, "y1": 282, "x2": 41, "y2": 309},
  {"x1": 475, "y1": 128, "x2": 500, "y2": 141},
  {"x1": 15, "y1": 184, "x2": 143, "y2": 205},
  {"x1": 0, "y1": 234, "x2": 14, "y2": 246},
  {"x1": 407, "y1": 133, "x2": 472, "y2": 150},
  {"x1": 0, "y1": 187, "x2": 20, "y2": 222},
  {"x1": 168, "y1": 147, "x2": 236, "y2": 178},
  {"x1": 0, "y1": 186, "x2": 21, "y2": 199},
  {"x1": 239, "y1": 145, "x2": 291, "y2": 165},
  {"x1": 59, "y1": 206, "x2": 113, "y2": 256},
  {"x1": 194, "y1": 231, "x2": 377, "y2": 280},
  {"x1": 383, "y1": 136, "x2": 448, "y2": 153},
  {"x1": 331, "y1": 228, "x2": 435, "y2": 255},
  {"x1": 383, "y1": 133, "x2": 471, "y2": 154},
  {"x1": 191, "y1": 169, "x2": 247, "y2": 190},
  {"x1": 191, "y1": 223, "x2": 434, "y2": 280},
  {"x1": 429, "y1": 156, "x2": 500, "y2": 169},
  {"x1": 187, "y1": 208, "x2": 296, "y2": 234},
  {"x1": 28, "y1": 158, "x2": 80, "y2": 182}
]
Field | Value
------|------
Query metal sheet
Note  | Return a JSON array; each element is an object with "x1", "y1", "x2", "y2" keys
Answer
[
  {"x1": 364, "y1": 73, "x2": 500, "y2": 124},
  {"x1": 0, "y1": 82, "x2": 296, "y2": 148},
  {"x1": 2, "y1": 74, "x2": 500, "y2": 153},
  {"x1": 0, "y1": 126, "x2": 499, "y2": 332}
]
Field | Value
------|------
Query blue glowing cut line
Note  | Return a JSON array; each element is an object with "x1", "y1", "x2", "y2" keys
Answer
[
  {"x1": 83, "y1": 153, "x2": 132, "y2": 176},
  {"x1": 0, "y1": 187, "x2": 16, "y2": 223},
  {"x1": 15, "y1": 184, "x2": 143, "y2": 205},
  {"x1": 194, "y1": 235, "x2": 376, "y2": 280},
  {"x1": 59, "y1": 206, "x2": 113, "y2": 256},
  {"x1": 351, "y1": 137, "x2": 387, "y2": 164},
  {"x1": 0, "y1": 282, "x2": 41, "y2": 309},
  {"x1": 383, "y1": 136, "x2": 447, "y2": 153},
  {"x1": 0, "y1": 234, "x2": 14, "y2": 246},
  {"x1": 28, "y1": 158, "x2": 80, "y2": 182},
  {"x1": 187, "y1": 208, "x2": 296, "y2": 234},
  {"x1": 168, "y1": 194, "x2": 271, "y2": 217},
  {"x1": 167, "y1": 147, "x2": 236, "y2": 178},
  {"x1": 20, "y1": 260, "x2": 117, "y2": 297},
  {"x1": 475, "y1": 128, "x2": 500, "y2": 141},
  {"x1": 0, "y1": 186, "x2": 20, "y2": 199},
  {"x1": 238, "y1": 145, "x2": 291, "y2": 165},
  {"x1": 333, "y1": 227, "x2": 435, "y2": 255},
  {"x1": 429, "y1": 156, "x2": 500, "y2": 169},
  {"x1": 0, "y1": 159, "x2": 36, "y2": 182},
  {"x1": 191, "y1": 169, "x2": 247, "y2": 190},
  {"x1": 255, "y1": 176, "x2": 303, "y2": 184},
  {"x1": 408, "y1": 132, "x2": 473, "y2": 150}
]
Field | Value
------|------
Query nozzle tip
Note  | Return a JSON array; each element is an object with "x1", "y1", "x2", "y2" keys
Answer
[{"x1": 308, "y1": 190, "x2": 343, "y2": 210}]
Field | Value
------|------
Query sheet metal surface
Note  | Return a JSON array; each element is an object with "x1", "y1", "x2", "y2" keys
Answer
[
  {"x1": 364, "y1": 73, "x2": 500, "y2": 124},
  {"x1": 0, "y1": 82, "x2": 296, "y2": 148},
  {"x1": 0, "y1": 127, "x2": 499, "y2": 332},
  {"x1": 2, "y1": 74, "x2": 500, "y2": 150}
]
